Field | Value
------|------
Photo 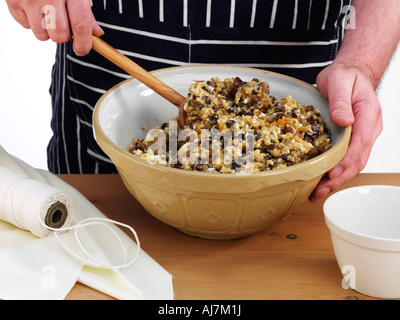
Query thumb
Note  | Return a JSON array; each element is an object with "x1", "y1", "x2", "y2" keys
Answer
[{"x1": 317, "y1": 67, "x2": 355, "y2": 127}]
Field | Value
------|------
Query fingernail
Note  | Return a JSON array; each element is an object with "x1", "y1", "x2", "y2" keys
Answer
[
  {"x1": 329, "y1": 166, "x2": 343, "y2": 179},
  {"x1": 316, "y1": 187, "x2": 330, "y2": 200},
  {"x1": 333, "y1": 110, "x2": 352, "y2": 120}
]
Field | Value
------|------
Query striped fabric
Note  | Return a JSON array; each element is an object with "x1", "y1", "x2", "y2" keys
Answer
[{"x1": 48, "y1": 0, "x2": 352, "y2": 174}]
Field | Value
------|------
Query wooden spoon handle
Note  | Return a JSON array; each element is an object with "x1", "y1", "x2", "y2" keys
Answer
[{"x1": 91, "y1": 35, "x2": 186, "y2": 109}]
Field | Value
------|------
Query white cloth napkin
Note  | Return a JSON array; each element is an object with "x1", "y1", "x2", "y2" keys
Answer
[{"x1": 0, "y1": 145, "x2": 174, "y2": 300}]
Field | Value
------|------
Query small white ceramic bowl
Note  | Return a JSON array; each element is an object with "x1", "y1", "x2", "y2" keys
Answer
[{"x1": 324, "y1": 185, "x2": 400, "y2": 299}]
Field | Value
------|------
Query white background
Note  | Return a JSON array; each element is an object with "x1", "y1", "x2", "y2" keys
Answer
[{"x1": 0, "y1": 1, "x2": 399, "y2": 172}]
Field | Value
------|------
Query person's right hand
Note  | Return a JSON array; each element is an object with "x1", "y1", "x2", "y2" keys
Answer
[{"x1": 6, "y1": 0, "x2": 104, "y2": 56}]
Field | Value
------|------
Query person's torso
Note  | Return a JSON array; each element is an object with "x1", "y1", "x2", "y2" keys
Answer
[{"x1": 49, "y1": 0, "x2": 352, "y2": 173}]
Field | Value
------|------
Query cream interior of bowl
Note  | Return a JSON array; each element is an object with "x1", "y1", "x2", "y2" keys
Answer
[{"x1": 97, "y1": 66, "x2": 344, "y2": 153}]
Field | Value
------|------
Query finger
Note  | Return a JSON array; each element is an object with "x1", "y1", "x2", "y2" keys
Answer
[
  {"x1": 24, "y1": 3, "x2": 50, "y2": 41},
  {"x1": 66, "y1": 0, "x2": 93, "y2": 56},
  {"x1": 5, "y1": 0, "x2": 30, "y2": 28},
  {"x1": 309, "y1": 145, "x2": 372, "y2": 202},
  {"x1": 45, "y1": 2, "x2": 72, "y2": 43},
  {"x1": 329, "y1": 70, "x2": 382, "y2": 179},
  {"x1": 7, "y1": 7, "x2": 30, "y2": 29},
  {"x1": 310, "y1": 77, "x2": 382, "y2": 202},
  {"x1": 328, "y1": 70, "x2": 355, "y2": 127},
  {"x1": 92, "y1": 14, "x2": 104, "y2": 37},
  {"x1": 325, "y1": 68, "x2": 356, "y2": 128},
  {"x1": 310, "y1": 106, "x2": 381, "y2": 203}
]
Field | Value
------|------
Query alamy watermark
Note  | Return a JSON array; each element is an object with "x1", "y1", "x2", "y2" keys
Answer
[
  {"x1": 41, "y1": 5, "x2": 56, "y2": 30},
  {"x1": 341, "y1": 265, "x2": 356, "y2": 290},
  {"x1": 342, "y1": 5, "x2": 356, "y2": 30},
  {"x1": 142, "y1": 121, "x2": 255, "y2": 173},
  {"x1": 41, "y1": 264, "x2": 56, "y2": 290}
]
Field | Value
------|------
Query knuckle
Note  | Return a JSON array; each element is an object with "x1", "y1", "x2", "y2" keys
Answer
[
  {"x1": 34, "y1": 31, "x2": 50, "y2": 41},
  {"x1": 49, "y1": 26, "x2": 71, "y2": 43},
  {"x1": 359, "y1": 157, "x2": 369, "y2": 172},
  {"x1": 6, "y1": 0, "x2": 20, "y2": 10},
  {"x1": 73, "y1": 43, "x2": 91, "y2": 56},
  {"x1": 72, "y1": 20, "x2": 91, "y2": 36},
  {"x1": 50, "y1": 32, "x2": 71, "y2": 44}
]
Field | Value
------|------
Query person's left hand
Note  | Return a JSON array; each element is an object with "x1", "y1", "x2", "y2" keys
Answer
[{"x1": 309, "y1": 62, "x2": 383, "y2": 202}]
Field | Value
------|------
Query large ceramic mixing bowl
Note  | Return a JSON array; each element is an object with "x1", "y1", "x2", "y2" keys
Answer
[{"x1": 93, "y1": 65, "x2": 351, "y2": 240}]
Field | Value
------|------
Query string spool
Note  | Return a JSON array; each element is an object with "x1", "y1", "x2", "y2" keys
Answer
[
  {"x1": 0, "y1": 166, "x2": 141, "y2": 269},
  {"x1": 0, "y1": 166, "x2": 74, "y2": 237},
  {"x1": 45, "y1": 201, "x2": 68, "y2": 229}
]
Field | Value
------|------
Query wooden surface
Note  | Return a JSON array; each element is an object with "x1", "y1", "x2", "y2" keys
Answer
[{"x1": 60, "y1": 173, "x2": 400, "y2": 300}]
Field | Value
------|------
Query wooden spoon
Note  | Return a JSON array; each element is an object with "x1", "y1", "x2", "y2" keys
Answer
[{"x1": 91, "y1": 35, "x2": 187, "y2": 128}]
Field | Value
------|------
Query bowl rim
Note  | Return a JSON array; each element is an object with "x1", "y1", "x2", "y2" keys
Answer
[
  {"x1": 93, "y1": 64, "x2": 352, "y2": 180},
  {"x1": 324, "y1": 185, "x2": 400, "y2": 252}
]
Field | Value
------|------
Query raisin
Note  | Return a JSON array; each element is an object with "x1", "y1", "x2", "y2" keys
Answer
[
  {"x1": 128, "y1": 140, "x2": 147, "y2": 153},
  {"x1": 189, "y1": 116, "x2": 202, "y2": 123},
  {"x1": 203, "y1": 96, "x2": 212, "y2": 105},
  {"x1": 207, "y1": 80, "x2": 217, "y2": 88},
  {"x1": 323, "y1": 124, "x2": 330, "y2": 135},
  {"x1": 171, "y1": 161, "x2": 182, "y2": 169},
  {"x1": 248, "y1": 97, "x2": 259, "y2": 107},
  {"x1": 227, "y1": 106, "x2": 238, "y2": 114},
  {"x1": 282, "y1": 153, "x2": 295, "y2": 165},
  {"x1": 234, "y1": 77, "x2": 244, "y2": 86},
  {"x1": 306, "y1": 116, "x2": 315, "y2": 124},
  {"x1": 282, "y1": 125, "x2": 293, "y2": 134},
  {"x1": 260, "y1": 143, "x2": 274, "y2": 153},
  {"x1": 252, "y1": 85, "x2": 261, "y2": 94},
  {"x1": 274, "y1": 102, "x2": 285, "y2": 113},
  {"x1": 226, "y1": 120, "x2": 235, "y2": 128},
  {"x1": 228, "y1": 77, "x2": 243, "y2": 98},
  {"x1": 303, "y1": 133, "x2": 316, "y2": 144},
  {"x1": 305, "y1": 105, "x2": 314, "y2": 112},
  {"x1": 231, "y1": 160, "x2": 242, "y2": 170},
  {"x1": 264, "y1": 153, "x2": 272, "y2": 160},
  {"x1": 312, "y1": 125, "x2": 320, "y2": 133}
]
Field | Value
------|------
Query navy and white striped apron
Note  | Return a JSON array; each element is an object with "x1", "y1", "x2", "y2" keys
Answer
[{"x1": 48, "y1": 0, "x2": 352, "y2": 174}]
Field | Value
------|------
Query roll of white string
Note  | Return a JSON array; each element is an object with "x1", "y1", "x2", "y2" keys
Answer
[
  {"x1": 0, "y1": 166, "x2": 141, "y2": 269},
  {"x1": 0, "y1": 166, "x2": 74, "y2": 237}
]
